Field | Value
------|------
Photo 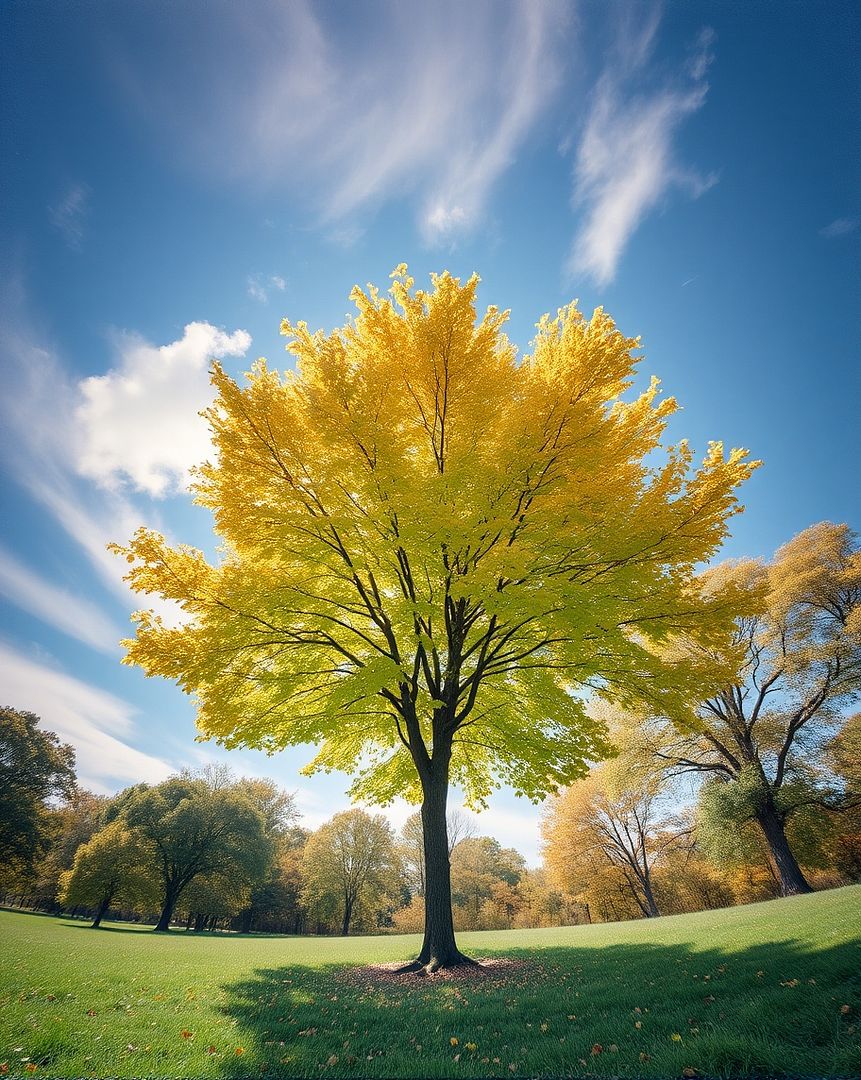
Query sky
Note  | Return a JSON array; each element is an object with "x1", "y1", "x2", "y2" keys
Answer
[{"x1": 1, "y1": 0, "x2": 858, "y2": 865}]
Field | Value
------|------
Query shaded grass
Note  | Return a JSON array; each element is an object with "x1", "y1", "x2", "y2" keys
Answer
[{"x1": 0, "y1": 887, "x2": 858, "y2": 1078}]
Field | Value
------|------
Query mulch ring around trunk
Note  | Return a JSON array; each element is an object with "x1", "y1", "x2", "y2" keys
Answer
[{"x1": 337, "y1": 957, "x2": 537, "y2": 987}]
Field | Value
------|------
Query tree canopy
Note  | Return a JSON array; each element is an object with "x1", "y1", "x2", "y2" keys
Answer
[
  {"x1": 641, "y1": 521, "x2": 861, "y2": 894},
  {"x1": 113, "y1": 268, "x2": 758, "y2": 967},
  {"x1": 0, "y1": 707, "x2": 76, "y2": 871}
]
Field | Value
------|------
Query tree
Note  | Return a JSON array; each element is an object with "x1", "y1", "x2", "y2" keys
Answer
[
  {"x1": 112, "y1": 268, "x2": 757, "y2": 969},
  {"x1": 120, "y1": 776, "x2": 272, "y2": 930},
  {"x1": 400, "y1": 808, "x2": 475, "y2": 897},
  {"x1": 644, "y1": 522, "x2": 861, "y2": 896},
  {"x1": 58, "y1": 819, "x2": 158, "y2": 927},
  {"x1": 0, "y1": 707, "x2": 76, "y2": 871},
  {"x1": 542, "y1": 753, "x2": 684, "y2": 919},
  {"x1": 30, "y1": 789, "x2": 108, "y2": 910},
  {"x1": 450, "y1": 836, "x2": 525, "y2": 928},
  {"x1": 233, "y1": 778, "x2": 302, "y2": 933},
  {"x1": 301, "y1": 809, "x2": 399, "y2": 935}
]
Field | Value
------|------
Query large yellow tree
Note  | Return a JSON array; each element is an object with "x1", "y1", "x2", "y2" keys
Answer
[{"x1": 113, "y1": 268, "x2": 756, "y2": 970}]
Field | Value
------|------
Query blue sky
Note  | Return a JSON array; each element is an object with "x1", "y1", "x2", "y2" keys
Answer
[{"x1": 1, "y1": 0, "x2": 858, "y2": 863}]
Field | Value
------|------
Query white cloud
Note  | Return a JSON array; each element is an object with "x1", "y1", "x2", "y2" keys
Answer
[
  {"x1": 0, "y1": 546, "x2": 124, "y2": 655},
  {"x1": 0, "y1": 643, "x2": 174, "y2": 792},
  {"x1": 48, "y1": 183, "x2": 90, "y2": 249},
  {"x1": 568, "y1": 20, "x2": 717, "y2": 285},
  {"x1": 113, "y1": 0, "x2": 566, "y2": 242},
  {"x1": 820, "y1": 217, "x2": 859, "y2": 238},
  {"x1": 247, "y1": 273, "x2": 287, "y2": 304},
  {"x1": 76, "y1": 321, "x2": 251, "y2": 497}
]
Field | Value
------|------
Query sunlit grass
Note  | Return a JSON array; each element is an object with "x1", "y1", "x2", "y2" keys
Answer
[{"x1": 1, "y1": 887, "x2": 859, "y2": 1078}]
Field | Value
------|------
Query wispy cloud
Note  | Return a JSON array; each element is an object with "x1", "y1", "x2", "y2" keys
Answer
[
  {"x1": 246, "y1": 273, "x2": 287, "y2": 304},
  {"x1": 820, "y1": 217, "x2": 859, "y2": 238},
  {"x1": 0, "y1": 642, "x2": 174, "y2": 792},
  {"x1": 0, "y1": 547, "x2": 123, "y2": 654},
  {"x1": 76, "y1": 322, "x2": 251, "y2": 497},
  {"x1": 48, "y1": 183, "x2": 91, "y2": 249},
  {"x1": 112, "y1": 0, "x2": 566, "y2": 243},
  {"x1": 567, "y1": 20, "x2": 717, "y2": 284}
]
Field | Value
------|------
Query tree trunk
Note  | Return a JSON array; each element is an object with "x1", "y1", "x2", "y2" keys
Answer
[
  {"x1": 755, "y1": 801, "x2": 813, "y2": 896},
  {"x1": 641, "y1": 873, "x2": 660, "y2": 918},
  {"x1": 90, "y1": 894, "x2": 111, "y2": 929},
  {"x1": 341, "y1": 896, "x2": 353, "y2": 936},
  {"x1": 401, "y1": 762, "x2": 474, "y2": 972},
  {"x1": 154, "y1": 887, "x2": 179, "y2": 931}
]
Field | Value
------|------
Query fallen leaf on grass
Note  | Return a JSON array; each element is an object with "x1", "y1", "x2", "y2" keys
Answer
[
  {"x1": 591, "y1": 1043, "x2": 603, "y2": 1055},
  {"x1": 450, "y1": 1037, "x2": 459, "y2": 1046},
  {"x1": 640, "y1": 1052, "x2": 651, "y2": 1062},
  {"x1": 840, "y1": 1004, "x2": 852, "y2": 1015},
  {"x1": 465, "y1": 1042, "x2": 477, "y2": 1052},
  {"x1": 180, "y1": 1030, "x2": 193, "y2": 1040},
  {"x1": 234, "y1": 1046, "x2": 245, "y2": 1056},
  {"x1": 682, "y1": 1069, "x2": 698, "y2": 1078},
  {"x1": 326, "y1": 1055, "x2": 339, "y2": 1066},
  {"x1": 671, "y1": 1033, "x2": 683, "y2": 1042}
]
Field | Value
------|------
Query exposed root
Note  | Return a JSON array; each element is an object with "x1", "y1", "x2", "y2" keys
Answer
[{"x1": 352, "y1": 956, "x2": 534, "y2": 984}]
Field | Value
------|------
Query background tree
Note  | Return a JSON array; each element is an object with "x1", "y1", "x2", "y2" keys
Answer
[
  {"x1": 645, "y1": 522, "x2": 861, "y2": 895},
  {"x1": 823, "y1": 713, "x2": 861, "y2": 880},
  {"x1": 230, "y1": 777, "x2": 300, "y2": 932},
  {"x1": 237, "y1": 829, "x2": 309, "y2": 934},
  {"x1": 177, "y1": 870, "x2": 251, "y2": 932},
  {"x1": 542, "y1": 752, "x2": 685, "y2": 919},
  {"x1": 399, "y1": 807, "x2": 475, "y2": 898},
  {"x1": 113, "y1": 268, "x2": 757, "y2": 969},
  {"x1": 0, "y1": 707, "x2": 76, "y2": 873},
  {"x1": 121, "y1": 776, "x2": 272, "y2": 930},
  {"x1": 450, "y1": 836, "x2": 526, "y2": 929},
  {"x1": 58, "y1": 819, "x2": 158, "y2": 927},
  {"x1": 30, "y1": 789, "x2": 108, "y2": 911},
  {"x1": 301, "y1": 810, "x2": 399, "y2": 935}
]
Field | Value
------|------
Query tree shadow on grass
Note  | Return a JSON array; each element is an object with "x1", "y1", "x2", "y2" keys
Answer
[{"x1": 214, "y1": 938, "x2": 860, "y2": 1079}]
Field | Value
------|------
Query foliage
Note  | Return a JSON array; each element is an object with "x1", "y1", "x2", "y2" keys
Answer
[
  {"x1": 0, "y1": 707, "x2": 76, "y2": 872},
  {"x1": 58, "y1": 819, "x2": 159, "y2": 918},
  {"x1": 450, "y1": 836, "x2": 526, "y2": 928},
  {"x1": 109, "y1": 270, "x2": 758, "y2": 963},
  {"x1": 301, "y1": 810, "x2": 400, "y2": 934},
  {"x1": 542, "y1": 748, "x2": 684, "y2": 919},
  {"x1": 120, "y1": 776, "x2": 272, "y2": 928},
  {"x1": 1, "y1": 888, "x2": 858, "y2": 1078},
  {"x1": 642, "y1": 522, "x2": 861, "y2": 892}
]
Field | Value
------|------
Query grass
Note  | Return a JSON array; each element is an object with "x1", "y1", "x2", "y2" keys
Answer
[{"x1": 1, "y1": 887, "x2": 859, "y2": 1079}]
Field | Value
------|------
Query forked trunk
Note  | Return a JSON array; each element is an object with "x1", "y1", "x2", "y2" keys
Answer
[
  {"x1": 400, "y1": 760, "x2": 475, "y2": 973},
  {"x1": 755, "y1": 801, "x2": 812, "y2": 896}
]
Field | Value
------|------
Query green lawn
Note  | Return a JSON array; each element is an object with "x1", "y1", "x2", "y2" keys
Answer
[{"x1": 1, "y1": 887, "x2": 859, "y2": 1079}]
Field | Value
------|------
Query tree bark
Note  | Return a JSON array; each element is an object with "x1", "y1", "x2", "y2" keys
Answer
[
  {"x1": 341, "y1": 896, "x2": 353, "y2": 936},
  {"x1": 755, "y1": 801, "x2": 813, "y2": 896},
  {"x1": 641, "y1": 874, "x2": 660, "y2": 918},
  {"x1": 90, "y1": 894, "x2": 111, "y2": 929},
  {"x1": 400, "y1": 758, "x2": 474, "y2": 972},
  {"x1": 154, "y1": 887, "x2": 179, "y2": 931}
]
